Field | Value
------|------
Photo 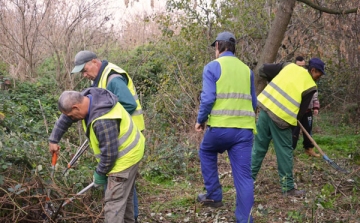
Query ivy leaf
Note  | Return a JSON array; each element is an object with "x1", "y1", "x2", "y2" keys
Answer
[
  {"x1": 8, "y1": 187, "x2": 14, "y2": 192},
  {"x1": 15, "y1": 189, "x2": 26, "y2": 195},
  {"x1": 15, "y1": 184, "x2": 22, "y2": 190}
]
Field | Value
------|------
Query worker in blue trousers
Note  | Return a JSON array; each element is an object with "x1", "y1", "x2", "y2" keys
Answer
[{"x1": 195, "y1": 31, "x2": 256, "y2": 223}]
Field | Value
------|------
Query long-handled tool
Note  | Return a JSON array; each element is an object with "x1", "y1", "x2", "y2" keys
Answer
[
  {"x1": 62, "y1": 140, "x2": 89, "y2": 176},
  {"x1": 297, "y1": 121, "x2": 349, "y2": 174},
  {"x1": 42, "y1": 153, "x2": 58, "y2": 220},
  {"x1": 61, "y1": 182, "x2": 94, "y2": 207}
]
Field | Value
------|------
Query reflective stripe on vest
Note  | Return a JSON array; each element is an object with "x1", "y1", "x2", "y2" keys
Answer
[
  {"x1": 94, "y1": 113, "x2": 141, "y2": 160},
  {"x1": 210, "y1": 110, "x2": 255, "y2": 117},
  {"x1": 257, "y1": 63, "x2": 316, "y2": 126},
  {"x1": 207, "y1": 56, "x2": 256, "y2": 129},
  {"x1": 260, "y1": 89, "x2": 297, "y2": 119},
  {"x1": 98, "y1": 63, "x2": 145, "y2": 131},
  {"x1": 83, "y1": 102, "x2": 144, "y2": 174},
  {"x1": 216, "y1": 93, "x2": 252, "y2": 100}
]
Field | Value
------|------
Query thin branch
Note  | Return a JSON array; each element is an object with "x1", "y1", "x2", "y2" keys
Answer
[{"x1": 297, "y1": 0, "x2": 358, "y2": 14}]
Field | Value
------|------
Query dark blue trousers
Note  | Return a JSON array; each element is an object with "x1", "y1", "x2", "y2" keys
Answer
[{"x1": 199, "y1": 127, "x2": 254, "y2": 223}]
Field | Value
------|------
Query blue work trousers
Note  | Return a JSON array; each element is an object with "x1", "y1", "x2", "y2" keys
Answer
[
  {"x1": 133, "y1": 186, "x2": 139, "y2": 219},
  {"x1": 199, "y1": 127, "x2": 254, "y2": 223}
]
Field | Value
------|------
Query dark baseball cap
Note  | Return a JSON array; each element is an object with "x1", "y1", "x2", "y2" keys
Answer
[
  {"x1": 309, "y1": 58, "x2": 326, "y2": 75},
  {"x1": 211, "y1": 31, "x2": 236, "y2": 47},
  {"x1": 71, "y1": 50, "x2": 97, "y2": 74}
]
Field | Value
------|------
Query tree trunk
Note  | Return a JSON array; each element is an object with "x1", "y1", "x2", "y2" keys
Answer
[{"x1": 254, "y1": 0, "x2": 296, "y2": 95}]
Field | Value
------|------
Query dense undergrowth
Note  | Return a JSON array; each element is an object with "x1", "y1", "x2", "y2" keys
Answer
[
  {"x1": 1, "y1": 1, "x2": 360, "y2": 221},
  {"x1": 1, "y1": 77, "x2": 359, "y2": 222}
]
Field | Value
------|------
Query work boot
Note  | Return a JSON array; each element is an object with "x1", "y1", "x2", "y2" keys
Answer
[
  {"x1": 305, "y1": 148, "x2": 320, "y2": 157},
  {"x1": 283, "y1": 188, "x2": 306, "y2": 197},
  {"x1": 197, "y1": 194, "x2": 223, "y2": 208}
]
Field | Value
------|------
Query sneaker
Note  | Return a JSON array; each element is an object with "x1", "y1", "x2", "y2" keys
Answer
[
  {"x1": 197, "y1": 193, "x2": 223, "y2": 208},
  {"x1": 283, "y1": 188, "x2": 306, "y2": 197}
]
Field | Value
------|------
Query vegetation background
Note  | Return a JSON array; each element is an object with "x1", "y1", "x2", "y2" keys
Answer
[{"x1": 0, "y1": 0, "x2": 359, "y2": 222}]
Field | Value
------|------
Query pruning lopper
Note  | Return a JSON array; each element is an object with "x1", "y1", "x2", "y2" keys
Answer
[
  {"x1": 62, "y1": 182, "x2": 94, "y2": 207},
  {"x1": 43, "y1": 152, "x2": 58, "y2": 220},
  {"x1": 62, "y1": 140, "x2": 89, "y2": 176}
]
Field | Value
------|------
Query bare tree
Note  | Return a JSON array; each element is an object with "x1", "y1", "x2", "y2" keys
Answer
[
  {"x1": 254, "y1": 0, "x2": 359, "y2": 94},
  {"x1": 0, "y1": 0, "x2": 50, "y2": 80},
  {"x1": 0, "y1": 0, "x2": 118, "y2": 88},
  {"x1": 39, "y1": 0, "x2": 116, "y2": 89}
]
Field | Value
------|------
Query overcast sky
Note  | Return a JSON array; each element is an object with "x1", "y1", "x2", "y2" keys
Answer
[
  {"x1": 108, "y1": 0, "x2": 166, "y2": 18},
  {"x1": 102, "y1": 0, "x2": 166, "y2": 32}
]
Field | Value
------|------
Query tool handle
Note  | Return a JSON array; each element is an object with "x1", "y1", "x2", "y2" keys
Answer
[
  {"x1": 68, "y1": 144, "x2": 89, "y2": 168},
  {"x1": 51, "y1": 153, "x2": 58, "y2": 166},
  {"x1": 62, "y1": 182, "x2": 94, "y2": 207},
  {"x1": 297, "y1": 120, "x2": 325, "y2": 156}
]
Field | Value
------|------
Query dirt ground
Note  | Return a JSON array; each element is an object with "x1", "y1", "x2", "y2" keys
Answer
[
  {"x1": 0, "y1": 146, "x2": 359, "y2": 223},
  {"x1": 137, "y1": 150, "x2": 360, "y2": 223}
]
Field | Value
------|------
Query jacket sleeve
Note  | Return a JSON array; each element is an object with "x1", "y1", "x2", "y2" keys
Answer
[
  {"x1": 250, "y1": 70, "x2": 257, "y2": 111},
  {"x1": 298, "y1": 90, "x2": 316, "y2": 120},
  {"x1": 107, "y1": 76, "x2": 137, "y2": 115},
  {"x1": 197, "y1": 61, "x2": 218, "y2": 124},
  {"x1": 93, "y1": 119, "x2": 120, "y2": 175},
  {"x1": 259, "y1": 62, "x2": 290, "y2": 82},
  {"x1": 312, "y1": 91, "x2": 320, "y2": 110},
  {"x1": 48, "y1": 114, "x2": 75, "y2": 143}
]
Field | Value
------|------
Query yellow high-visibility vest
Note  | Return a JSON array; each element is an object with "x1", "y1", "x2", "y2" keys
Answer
[
  {"x1": 82, "y1": 103, "x2": 145, "y2": 174},
  {"x1": 98, "y1": 63, "x2": 145, "y2": 131},
  {"x1": 257, "y1": 63, "x2": 317, "y2": 126},
  {"x1": 207, "y1": 56, "x2": 256, "y2": 130}
]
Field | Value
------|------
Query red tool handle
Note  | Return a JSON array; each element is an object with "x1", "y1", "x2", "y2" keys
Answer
[{"x1": 52, "y1": 153, "x2": 58, "y2": 166}]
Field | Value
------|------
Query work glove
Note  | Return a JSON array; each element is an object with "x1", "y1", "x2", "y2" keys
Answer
[{"x1": 93, "y1": 171, "x2": 108, "y2": 187}]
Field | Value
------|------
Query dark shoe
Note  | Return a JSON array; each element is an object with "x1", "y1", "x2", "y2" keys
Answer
[
  {"x1": 197, "y1": 193, "x2": 223, "y2": 208},
  {"x1": 135, "y1": 217, "x2": 139, "y2": 223},
  {"x1": 305, "y1": 148, "x2": 320, "y2": 157},
  {"x1": 283, "y1": 188, "x2": 306, "y2": 197}
]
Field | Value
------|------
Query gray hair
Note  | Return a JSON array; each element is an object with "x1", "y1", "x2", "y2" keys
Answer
[{"x1": 58, "y1": 91, "x2": 84, "y2": 113}]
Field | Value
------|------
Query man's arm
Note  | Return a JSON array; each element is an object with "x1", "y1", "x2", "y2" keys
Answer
[
  {"x1": 196, "y1": 61, "x2": 218, "y2": 126},
  {"x1": 48, "y1": 114, "x2": 75, "y2": 153},
  {"x1": 107, "y1": 76, "x2": 137, "y2": 115},
  {"x1": 312, "y1": 91, "x2": 320, "y2": 115},
  {"x1": 298, "y1": 90, "x2": 316, "y2": 120},
  {"x1": 259, "y1": 62, "x2": 290, "y2": 82},
  {"x1": 93, "y1": 119, "x2": 120, "y2": 175},
  {"x1": 250, "y1": 70, "x2": 257, "y2": 110}
]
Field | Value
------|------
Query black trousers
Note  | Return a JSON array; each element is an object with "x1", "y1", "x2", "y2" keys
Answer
[{"x1": 292, "y1": 110, "x2": 314, "y2": 150}]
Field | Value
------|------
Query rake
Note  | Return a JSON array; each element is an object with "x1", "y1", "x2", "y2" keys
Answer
[{"x1": 297, "y1": 121, "x2": 349, "y2": 174}]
